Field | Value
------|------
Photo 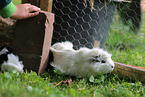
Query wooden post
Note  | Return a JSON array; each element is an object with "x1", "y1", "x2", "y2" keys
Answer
[
  {"x1": 22, "y1": 0, "x2": 40, "y2": 7},
  {"x1": 112, "y1": 62, "x2": 145, "y2": 83},
  {"x1": 15, "y1": 0, "x2": 54, "y2": 73},
  {"x1": 40, "y1": 0, "x2": 53, "y2": 11},
  {"x1": 12, "y1": 12, "x2": 54, "y2": 73},
  {"x1": 22, "y1": 0, "x2": 53, "y2": 11}
]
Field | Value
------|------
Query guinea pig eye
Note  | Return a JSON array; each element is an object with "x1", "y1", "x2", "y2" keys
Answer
[
  {"x1": 94, "y1": 56, "x2": 99, "y2": 58},
  {"x1": 95, "y1": 59, "x2": 100, "y2": 62}
]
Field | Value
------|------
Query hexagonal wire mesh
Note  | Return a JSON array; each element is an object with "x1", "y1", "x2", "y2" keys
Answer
[
  {"x1": 51, "y1": 0, "x2": 145, "y2": 68},
  {"x1": 52, "y1": 0, "x2": 116, "y2": 49}
]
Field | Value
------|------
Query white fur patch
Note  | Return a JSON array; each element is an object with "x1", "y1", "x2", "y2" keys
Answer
[
  {"x1": 50, "y1": 41, "x2": 115, "y2": 78},
  {"x1": 1, "y1": 53, "x2": 24, "y2": 72},
  {"x1": 0, "y1": 48, "x2": 8, "y2": 55}
]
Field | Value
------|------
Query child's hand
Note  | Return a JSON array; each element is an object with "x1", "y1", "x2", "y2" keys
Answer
[{"x1": 10, "y1": 3, "x2": 41, "y2": 20}]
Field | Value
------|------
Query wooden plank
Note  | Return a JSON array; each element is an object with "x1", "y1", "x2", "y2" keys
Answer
[
  {"x1": 38, "y1": 11, "x2": 54, "y2": 74},
  {"x1": 12, "y1": 12, "x2": 54, "y2": 73},
  {"x1": 22, "y1": 0, "x2": 53, "y2": 11},
  {"x1": 22, "y1": 0, "x2": 29, "y2": 3},
  {"x1": 48, "y1": 0, "x2": 53, "y2": 12},
  {"x1": 40, "y1": 0, "x2": 53, "y2": 11},
  {"x1": 22, "y1": 0, "x2": 40, "y2": 7},
  {"x1": 112, "y1": 62, "x2": 145, "y2": 83},
  {"x1": 94, "y1": 40, "x2": 100, "y2": 48}
]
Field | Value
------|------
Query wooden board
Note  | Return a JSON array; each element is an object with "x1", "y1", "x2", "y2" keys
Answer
[
  {"x1": 12, "y1": 11, "x2": 54, "y2": 73},
  {"x1": 38, "y1": 11, "x2": 54, "y2": 74},
  {"x1": 22, "y1": 0, "x2": 53, "y2": 9},
  {"x1": 22, "y1": 0, "x2": 40, "y2": 7},
  {"x1": 112, "y1": 62, "x2": 145, "y2": 83},
  {"x1": 40, "y1": 0, "x2": 53, "y2": 11}
]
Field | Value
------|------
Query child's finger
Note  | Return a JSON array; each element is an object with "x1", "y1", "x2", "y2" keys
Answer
[
  {"x1": 28, "y1": 6, "x2": 41, "y2": 12},
  {"x1": 28, "y1": 11, "x2": 39, "y2": 17}
]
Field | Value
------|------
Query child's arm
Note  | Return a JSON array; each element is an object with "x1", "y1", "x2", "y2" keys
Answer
[
  {"x1": 0, "y1": 0, "x2": 16, "y2": 18},
  {"x1": 0, "y1": 0, "x2": 41, "y2": 20}
]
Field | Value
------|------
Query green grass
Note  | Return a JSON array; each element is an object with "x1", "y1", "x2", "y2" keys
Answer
[
  {"x1": 0, "y1": 71, "x2": 145, "y2": 97},
  {"x1": 105, "y1": 14, "x2": 145, "y2": 67},
  {"x1": 1, "y1": 1, "x2": 145, "y2": 96}
]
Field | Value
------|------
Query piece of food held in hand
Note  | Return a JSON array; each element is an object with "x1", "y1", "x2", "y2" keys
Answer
[{"x1": 50, "y1": 41, "x2": 115, "y2": 78}]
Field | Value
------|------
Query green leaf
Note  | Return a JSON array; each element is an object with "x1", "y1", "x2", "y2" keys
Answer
[
  {"x1": 94, "y1": 79, "x2": 101, "y2": 83},
  {"x1": 4, "y1": 72, "x2": 12, "y2": 79},
  {"x1": 27, "y1": 86, "x2": 33, "y2": 92},
  {"x1": 89, "y1": 75, "x2": 94, "y2": 82}
]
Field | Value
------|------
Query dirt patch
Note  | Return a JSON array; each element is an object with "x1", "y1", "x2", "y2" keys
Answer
[{"x1": 0, "y1": 16, "x2": 15, "y2": 47}]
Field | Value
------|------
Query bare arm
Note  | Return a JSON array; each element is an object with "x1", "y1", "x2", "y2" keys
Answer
[{"x1": 10, "y1": 4, "x2": 41, "y2": 20}]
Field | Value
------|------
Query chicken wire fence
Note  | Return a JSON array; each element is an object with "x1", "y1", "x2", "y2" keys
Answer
[
  {"x1": 52, "y1": 0, "x2": 116, "y2": 49},
  {"x1": 51, "y1": 0, "x2": 145, "y2": 68},
  {"x1": 0, "y1": 0, "x2": 145, "y2": 68}
]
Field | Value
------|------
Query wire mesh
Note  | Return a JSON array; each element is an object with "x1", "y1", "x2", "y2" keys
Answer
[
  {"x1": 52, "y1": 0, "x2": 116, "y2": 49},
  {"x1": 51, "y1": 0, "x2": 145, "y2": 68}
]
